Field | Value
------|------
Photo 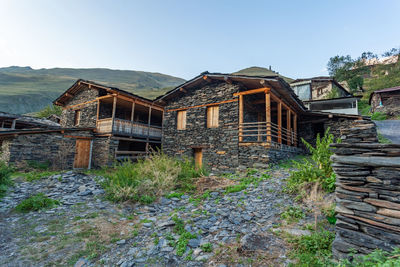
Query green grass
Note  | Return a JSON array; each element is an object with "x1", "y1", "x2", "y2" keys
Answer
[
  {"x1": 224, "y1": 169, "x2": 271, "y2": 194},
  {"x1": 338, "y1": 248, "x2": 400, "y2": 267},
  {"x1": 200, "y1": 242, "x2": 213, "y2": 253},
  {"x1": 102, "y1": 152, "x2": 206, "y2": 203},
  {"x1": 281, "y1": 206, "x2": 305, "y2": 223},
  {"x1": 15, "y1": 193, "x2": 60, "y2": 213},
  {"x1": 378, "y1": 132, "x2": 392, "y2": 144},
  {"x1": 18, "y1": 171, "x2": 60, "y2": 182},
  {"x1": 371, "y1": 112, "x2": 387, "y2": 121},
  {"x1": 171, "y1": 215, "x2": 197, "y2": 256}
]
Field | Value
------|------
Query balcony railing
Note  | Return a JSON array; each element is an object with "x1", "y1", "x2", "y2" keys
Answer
[
  {"x1": 238, "y1": 121, "x2": 297, "y2": 146},
  {"x1": 96, "y1": 118, "x2": 162, "y2": 139}
]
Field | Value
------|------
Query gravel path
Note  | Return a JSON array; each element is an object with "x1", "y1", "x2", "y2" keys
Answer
[{"x1": 0, "y1": 168, "x2": 294, "y2": 267}]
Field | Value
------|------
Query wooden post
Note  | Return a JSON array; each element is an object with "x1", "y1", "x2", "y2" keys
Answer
[
  {"x1": 265, "y1": 89, "x2": 271, "y2": 143},
  {"x1": 11, "y1": 119, "x2": 16, "y2": 130},
  {"x1": 294, "y1": 114, "x2": 297, "y2": 146},
  {"x1": 278, "y1": 101, "x2": 282, "y2": 144},
  {"x1": 111, "y1": 96, "x2": 117, "y2": 133},
  {"x1": 239, "y1": 95, "x2": 244, "y2": 142},
  {"x1": 287, "y1": 109, "x2": 291, "y2": 146},
  {"x1": 130, "y1": 101, "x2": 135, "y2": 122},
  {"x1": 146, "y1": 106, "x2": 152, "y2": 154},
  {"x1": 96, "y1": 100, "x2": 100, "y2": 129}
]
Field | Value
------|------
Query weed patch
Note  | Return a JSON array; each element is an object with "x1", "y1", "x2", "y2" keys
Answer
[
  {"x1": 15, "y1": 193, "x2": 60, "y2": 213},
  {"x1": 0, "y1": 160, "x2": 13, "y2": 199},
  {"x1": 171, "y1": 215, "x2": 197, "y2": 256},
  {"x1": 280, "y1": 206, "x2": 305, "y2": 223}
]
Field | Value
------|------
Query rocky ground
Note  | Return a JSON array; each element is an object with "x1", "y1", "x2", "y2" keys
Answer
[{"x1": 0, "y1": 167, "x2": 314, "y2": 267}]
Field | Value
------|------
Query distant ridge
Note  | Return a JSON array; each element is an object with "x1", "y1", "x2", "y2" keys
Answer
[
  {"x1": 0, "y1": 66, "x2": 185, "y2": 114},
  {"x1": 232, "y1": 66, "x2": 294, "y2": 83}
]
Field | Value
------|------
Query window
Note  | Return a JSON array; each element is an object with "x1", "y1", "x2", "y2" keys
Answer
[
  {"x1": 177, "y1": 110, "x2": 187, "y2": 130},
  {"x1": 74, "y1": 110, "x2": 81, "y2": 126},
  {"x1": 207, "y1": 105, "x2": 219, "y2": 128}
]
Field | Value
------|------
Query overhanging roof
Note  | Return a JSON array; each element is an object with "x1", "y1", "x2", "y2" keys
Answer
[
  {"x1": 155, "y1": 72, "x2": 307, "y2": 113},
  {"x1": 369, "y1": 85, "x2": 400, "y2": 104}
]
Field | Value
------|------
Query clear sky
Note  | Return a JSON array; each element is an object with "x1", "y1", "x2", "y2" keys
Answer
[{"x1": 0, "y1": 0, "x2": 399, "y2": 80}]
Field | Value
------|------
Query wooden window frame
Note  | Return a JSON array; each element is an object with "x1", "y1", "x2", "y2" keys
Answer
[
  {"x1": 207, "y1": 105, "x2": 219, "y2": 128},
  {"x1": 177, "y1": 110, "x2": 187, "y2": 130},
  {"x1": 74, "y1": 110, "x2": 81, "y2": 126}
]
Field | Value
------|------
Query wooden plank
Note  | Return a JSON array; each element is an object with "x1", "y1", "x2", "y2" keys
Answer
[
  {"x1": 166, "y1": 99, "x2": 237, "y2": 112},
  {"x1": 233, "y1": 87, "x2": 270, "y2": 97},
  {"x1": 177, "y1": 110, "x2": 187, "y2": 130},
  {"x1": 74, "y1": 139, "x2": 91, "y2": 169},
  {"x1": 111, "y1": 96, "x2": 117, "y2": 120},
  {"x1": 294, "y1": 114, "x2": 297, "y2": 146},
  {"x1": 287, "y1": 109, "x2": 291, "y2": 146},
  {"x1": 265, "y1": 91, "x2": 271, "y2": 143},
  {"x1": 239, "y1": 95, "x2": 243, "y2": 142},
  {"x1": 64, "y1": 135, "x2": 93, "y2": 140},
  {"x1": 207, "y1": 106, "x2": 219, "y2": 128},
  {"x1": 11, "y1": 119, "x2": 16, "y2": 130},
  {"x1": 131, "y1": 101, "x2": 135, "y2": 122},
  {"x1": 194, "y1": 148, "x2": 203, "y2": 169},
  {"x1": 96, "y1": 99, "x2": 100, "y2": 124},
  {"x1": 278, "y1": 101, "x2": 282, "y2": 144}
]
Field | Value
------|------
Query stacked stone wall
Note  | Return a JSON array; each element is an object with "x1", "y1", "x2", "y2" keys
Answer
[{"x1": 331, "y1": 120, "x2": 400, "y2": 259}]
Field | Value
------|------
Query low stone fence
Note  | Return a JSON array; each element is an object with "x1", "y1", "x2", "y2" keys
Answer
[{"x1": 331, "y1": 120, "x2": 400, "y2": 259}]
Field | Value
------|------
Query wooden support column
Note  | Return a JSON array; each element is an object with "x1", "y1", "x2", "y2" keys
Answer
[
  {"x1": 286, "y1": 109, "x2": 291, "y2": 146},
  {"x1": 294, "y1": 114, "x2": 297, "y2": 146},
  {"x1": 239, "y1": 95, "x2": 244, "y2": 142},
  {"x1": 11, "y1": 119, "x2": 16, "y2": 130},
  {"x1": 146, "y1": 106, "x2": 152, "y2": 153},
  {"x1": 277, "y1": 101, "x2": 282, "y2": 144},
  {"x1": 111, "y1": 96, "x2": 117, "y2": 132},
  {"x1": 96, "y1": 100, "x2": 100, "y2": 127},
  {"x1": 265, "y1": 89, "x2": 271, "y2": 143},
  {"x1": 130, "y1": 101, "x2": 135, "y2": 122}
]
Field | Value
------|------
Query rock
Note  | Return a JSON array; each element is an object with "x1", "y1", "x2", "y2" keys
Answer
[
  {"x1": 188, "y1": 238, "x2": 201, "y2": 248},
  {"x1": 74, "y1": 258, "x2": 90, "y2": 267},
  {"x1": 116, "y1": 239, "x2": 126, "y2": 245},
  {"x1": 283, "y1": 228, "x2": 311, "y2": 236}
]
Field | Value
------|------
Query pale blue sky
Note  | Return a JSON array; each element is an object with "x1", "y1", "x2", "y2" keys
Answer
[{"x1": 0, "y1": 0, "x2": 399, "y2": 80}]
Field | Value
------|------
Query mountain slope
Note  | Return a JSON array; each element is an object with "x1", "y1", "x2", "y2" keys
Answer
[
  {"x1": 0, "y1": 66, "x2": 185, "y2": 114},
  {"x1": 232, "y1": 66, "x2": 294, "y2": 83}
]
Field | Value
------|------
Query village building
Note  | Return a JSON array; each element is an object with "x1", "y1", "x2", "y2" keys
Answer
[
  {"x1": 0, "y1": 111, "x2": 59, "y2": 130},
  {"x1": 369, "y1": 86, "x2": 400, "y2": 115},
  {"x1": 155, "y1": 72, "x2": 364, "y2": 173},
  {"x1": 0, "y1": 79, "x2": 163, "y2": 169},
  {"x1": 290, "y1": 77, "x2": 360, "y2": 115}
]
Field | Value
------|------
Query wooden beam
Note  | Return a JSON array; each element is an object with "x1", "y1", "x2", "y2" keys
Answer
[
  {"x1": 224, "y1": 76, "x2": 232, "y2": 84},
  {"x1": 278, "y1": 101, "x2": 282, "y2": 144},
  {"x1": 179, "y1": 87, "x2": 187, "y2": 93},
  {"x1": 203, "y1": 75, "x2": 212, "y2": 82},
  {"x1": 265, "y1": 90, "x2": 271, "y2": 143},
  {"x1": 11, "y1": 119, "x2": 16, "y2": 130},
  {"x1": 111, "y1": 96, "x2": 117, "y2": 123},
  {"x1": 233, "y1": 87, "x2": 270, "y2": 97},
  {"x1": 146, "y1": 106, "x2": 152, "y2": 153},
  {"x1": 294, "y1": 114, "x2": 297, "y2": 147},
  {"x1": 239, "y1": 95, "x2": 244, "y2": 142},
  {"x1": 96, "y1": 99, "x2": 100, "y2": 126},
  {"x1": 287, "y1": 109, "x2": 291, "y2": 146},
  {"x1": 64, "y1": 135, "x2": 93, "y2": 140},
  {"x1": 130, "y1": 101, "x2": 135, "y2": 122},
  {"x1": 166, "y1": 99, "x2": 237, "y2": 112},
  {"x1": 65, "y1": 92, "x2": 73, "y2": 97}
]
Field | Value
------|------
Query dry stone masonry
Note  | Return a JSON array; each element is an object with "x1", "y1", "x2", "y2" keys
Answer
[{"x1": 331, "y1": 120, "x2": 400, "y2": 259}]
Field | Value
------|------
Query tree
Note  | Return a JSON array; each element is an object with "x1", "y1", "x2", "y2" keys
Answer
[
  {"x1": 382, "y1": 47, "x2": 400, "y2": 57},
  {"x1": 347, "y1": 76, "x2": 364, "y2": 92},
  {"x1": 326, "y1": 55, "x2": 353, "y2": 79},
  {"x1": 36, "y1": 105, "x2": 62, "y2": 118}
]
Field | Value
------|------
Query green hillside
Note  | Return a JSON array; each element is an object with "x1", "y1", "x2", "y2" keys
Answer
[
  {"x1": 232, "y1": 66, "x2": 294, "y2": 83},
  {"x1": 0, "y1": 66, "x2": 185, "y2": 114}
]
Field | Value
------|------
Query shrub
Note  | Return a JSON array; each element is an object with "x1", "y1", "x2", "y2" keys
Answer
[
  {"x1": 36, "y1": 104, "x2": 62, "y2": 118},
  {"x1": 281, "y1": 206, "x2": 305, "y2": 223},
  {"x1": 0, "y1": 161, "x2": 14, "y2": 198},
  {"x1": 286, "y1": 129, "x2": 337, "y2": 196},
  {"x1": 371, "y1": 112, "x2": 387, "y2": 121},
  {"x1": 15, "y1": 193, "x2": 60, "y2": 212},
  {"x1": 102, "y1": 152, "x2": 206, "y2": 203},
  {"x1": 337, "y1": 248, "x2": 400, "y2": 267},
  {"x1": 287, "y1": 229, "x2": 335, "y2": 266}
]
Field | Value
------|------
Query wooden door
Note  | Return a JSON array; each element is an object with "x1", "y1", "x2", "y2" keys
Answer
[
  {"x1": 194, "y1": 148, "x2": 203, "y2": 169},
  {"x1": 74, "y1": 139, "x2": 91, "y2": 169}
]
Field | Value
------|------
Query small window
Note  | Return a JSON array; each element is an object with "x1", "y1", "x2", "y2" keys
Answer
[
  {"x1": 207, "y1": 105, "x2": 219, "y2": 128},
  {"x1": 177, "y1": 110, "x2": 187, "y2": 130},
  {"x1": 74, "y1": 110, "x2": 81, "y2": 126}
]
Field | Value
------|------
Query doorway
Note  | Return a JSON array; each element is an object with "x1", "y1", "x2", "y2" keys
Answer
[{"x1": 73, "y1": 139, "x2": 92, "y2": 169}]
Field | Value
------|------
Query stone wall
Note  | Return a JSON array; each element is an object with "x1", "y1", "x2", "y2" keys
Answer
[
  {"x1": 0, "y1": 130, "x2": 100, "y2": 170},
  {"x1": 60, "y1": 87, "x2": 99, "y2": 128},
  {"x1": 163, "y1": 81, "x2": 241, "y2": 173},
  {"x1": 92, "y1": 137, "x2": 119, "y2": 168},
  {"x1": 238, "y1": 143, "x2": 303, "y2": 169},
  {"x1": 331, "y1": 120, "x2": 400, "y2": 259}
]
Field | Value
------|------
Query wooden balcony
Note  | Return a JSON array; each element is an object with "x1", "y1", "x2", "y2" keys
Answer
[{"x1": 96, "y1": 118, "x2": 162, "y2": 139}]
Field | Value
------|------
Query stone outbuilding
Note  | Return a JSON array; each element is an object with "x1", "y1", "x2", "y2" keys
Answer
[{"x1": 369, "y1": 86, "x2": 400, "y2": 115}]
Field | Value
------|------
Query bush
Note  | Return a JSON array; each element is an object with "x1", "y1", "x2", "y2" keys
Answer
[
  {"x1": 288, "y1": 229, "x2": 335, "y2": 266},
  {"x1": 337, "y1": 248, "x2": 400, "y2": 267},
  {"x1": 371, "y1": 112, "x2": 387, "y2": 121},
  {"x1": 36, "y1": 104, "x2": 62, "y2": 118},
  {"x1": 102, "y1": 152, "x2": 206, "y2": 203},
  {"x1": 281, "y1": 206, "x2": 305, "y2": 223},
  {"x1": 286, "y1": 129, "x2": 338, "y2": 195},
  {"x1": 15, "y1": 193, "x2": 60, "y2": 212},
  {"x1": 0, "y1": 161, "x2": 14, "y2": 198}
]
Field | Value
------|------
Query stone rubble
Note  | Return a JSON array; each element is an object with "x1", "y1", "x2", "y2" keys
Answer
[{"x1": 0, "y1": 168, "x2": 294, "y2": 266}]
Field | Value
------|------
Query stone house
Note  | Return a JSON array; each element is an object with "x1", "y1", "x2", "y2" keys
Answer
[
  {"x1": 1, "y1": 79, "x2": 164, "y2": 169},
  {"x1": 155, "y1": 72, "x2": 364, "y2": 173},
  {"x1": 369, "y1": 86, "x2": 400, "y2": 115},
  {"x1": 291, "y1": 77, "x2": 360, "y2": 115},
  {"x1": 0, "y1": 111, "x2": 60, "y2": 130}
]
